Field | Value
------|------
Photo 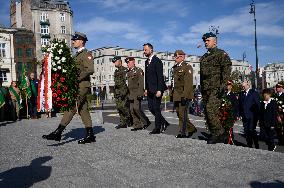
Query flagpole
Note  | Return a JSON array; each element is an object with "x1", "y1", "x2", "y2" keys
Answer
[{"x1": 26, "y1": 91, "x2": 29, "y2": 119}]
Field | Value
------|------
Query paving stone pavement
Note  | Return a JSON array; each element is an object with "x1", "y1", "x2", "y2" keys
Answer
[{"x1": 0, "y1": 114, "x2": 284, "y2": 188}]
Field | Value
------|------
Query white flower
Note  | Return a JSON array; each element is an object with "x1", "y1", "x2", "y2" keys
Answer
[
  {"x1": 52, "y1": 62, "x2": 56, "y2": 66},
  {"x1": 55, "y1": 56, "x2": 60, "y2": 60},
  {"x1": 53, "y1": 68, "x2": 57, "y2": 71},
  {"x1": 47, "y1": 48, "x2": 51, "y2": 52},
  {"x1": 57, "y1": 66, "x2": 62, "y2": 70},
  {"x1": 282, "y1": 105, "x2": 284, "y2": 108},
  {"x1": 62, "y1": 69, "x2": 67, "y2": 73},
  {"x1": 42, "y1": 45, "x2": 46, "y2": 48},
  {"x1": 221, "y1": 104, "x2": 225, "y2": 107},
  {"x1": 60, "y1": 45, "x2": 63, "y2": 48},
  {"x1": 61, "y1": 57, "x2": 66, "y2": 62},
  {"x1": 279, "y1": 101, "x2": 283, "y2": 104},
  {"x1": 283, "y1": 109, "x2": 284, "y2": 112},
  {"x1": 58, "y1": 49, "x2": 63, "y2": 54}
]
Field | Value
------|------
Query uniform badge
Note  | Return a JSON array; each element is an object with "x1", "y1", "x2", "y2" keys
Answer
[
  {"x1": 88, "y1": 55, "x2": 92, "y2": 60},
  {"x1": 188, "y1": 70, "x2": 191, "y2": 74}
]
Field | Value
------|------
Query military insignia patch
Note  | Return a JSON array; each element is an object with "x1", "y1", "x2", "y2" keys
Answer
[
  {"x1": 188, "y1": 70, "x2": 191, "y2": 74},
  {"x1": 88, "y1": 55, "x2": 92, "y2": 60}
]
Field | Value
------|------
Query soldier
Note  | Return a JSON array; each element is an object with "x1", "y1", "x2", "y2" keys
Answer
[
  {"x1": 112, "y1": 56, "x2": 131, "y2": 129},
  {"x1": 274, "y1": 81, "x2": 284, "y2": 145},
  {"x1": 171, "y1": 50, "x2": 197, "y2": 138},
  {"x1": 200, "y1": 32, "x2": 232, "y2": 144},
  {"x1": 42, "y1": 32, "x2": 96, "y2": 144},
  {"x1": 126, "y1": 57, "x2": 151, "y2": 131}
]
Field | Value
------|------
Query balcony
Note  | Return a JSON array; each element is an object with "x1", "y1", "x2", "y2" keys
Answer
[
  {"x1": 40, "y1": 33, "x2": 51, "y2": 38},
  {"x1": 40, "y1": 19, "x2": 50, "y2": 26}
]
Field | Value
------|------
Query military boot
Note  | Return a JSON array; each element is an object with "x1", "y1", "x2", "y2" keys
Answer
[
  {"x1": 78, "y1": 127, "x2": 96, "y2": 144},
  {"x1": 42, "y1": 125, "x2": 65, "y2": 141}
]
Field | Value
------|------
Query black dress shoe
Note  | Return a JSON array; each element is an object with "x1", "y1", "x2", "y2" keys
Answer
[
  {"x1": 187, "y1": 128, "x2": 197, "y2": 138},
  {"x1": 131, "y1": 128, "x2": 143, "y2": 131},
  {"x1": 78, "y1": 127, "x2": 96, "y2": 144},
  {"x1": 161, "y1": 121, "x2": 170, "y2": 133},
  {"x1": 115, "y1": 125, "x2": 127, "y2": 129},
  {"x1": 149, "y1": 129, "x2": 160, "y2": 134},
  {"x1": 42, "y1": 125, "x2": 65, "y2": 141},
  {"x1": 176, "y1": 134, "x2": 187, "y2": 138}
]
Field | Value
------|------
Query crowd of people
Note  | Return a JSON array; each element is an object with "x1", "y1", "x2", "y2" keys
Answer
[{"x1": 2, "y1": 30, "x2": 283, "y2": 151}]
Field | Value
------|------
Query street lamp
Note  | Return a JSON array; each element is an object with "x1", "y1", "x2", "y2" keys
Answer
[{"x1": 249, "y1": 0, "x2": 259, "y2": 90}]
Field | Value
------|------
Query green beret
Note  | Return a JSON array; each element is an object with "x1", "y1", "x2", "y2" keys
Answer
[
  {"x1": 202, "y1": 32, "x2": 216, "y2": 41},
  {"x1": 112, "y1": 56, "x2": 121, "y2": 63}
]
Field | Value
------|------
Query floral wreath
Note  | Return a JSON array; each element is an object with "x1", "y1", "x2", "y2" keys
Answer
[
  {"x1": 42, "y1": 39, "x2": 79, "y2": 112},
  {"x1": 218, "y1": 96, "x2": 236, "y2": 131}
]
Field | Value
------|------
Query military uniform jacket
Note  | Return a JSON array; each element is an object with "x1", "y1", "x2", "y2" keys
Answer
[
  {"x1": 114, "y1": 66, "x2": 128, "y2": 98},
  {"x1": 75, "y1": 48, "x2": 94, "y2": 88},
  {"x1": 127, "y1": 67, "x2": 144, "y2": 100},
  {"x1": 172, "y1": 61, "x2": 194, "y2": 101},
  {"x1": 200, "y1": 47, "x2": 232, "y2": 96}
]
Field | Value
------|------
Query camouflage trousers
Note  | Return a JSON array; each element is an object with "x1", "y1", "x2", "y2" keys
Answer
[
  {"x1": 203, "y1": 93, "x2": 224, "y2": 136},
  {"x1": 115, "y1": 97, "x2": 131, "y2": 126},
  {"x1": 175, "y1": 102, "x2": 196, "y2": 134}
]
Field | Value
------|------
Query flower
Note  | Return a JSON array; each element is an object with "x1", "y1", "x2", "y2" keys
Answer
[
  {"x1": 58, "y1": 49, "x2": 63, "y2": 54},
  {"x1": 61, "y1": 57, "x2": 66, "y2": 62},
  {"x1": 57, "y1": 66, "x2": 61, "y2": 70},
  {"x1": 53, "y1": 68, "x2": 57, "y2": 71},
  {"x1": 62, "y1": 69, "x2": 67, "y2": 73},
  {"x1": 60, "y1": 77, "x2": 65, "y2": 82},
  {"x1": 55, "y1": 56, "x2": 60, "y2": 60},
  {"x1": 52, "y1": 62, "x2": 56, "y2": 66}
]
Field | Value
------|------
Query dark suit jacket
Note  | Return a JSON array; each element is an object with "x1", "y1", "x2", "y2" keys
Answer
[
  {"x1": 239, "y1": 89, "x2": 260, "y2": 119},
  {"x1": 259, "y1": 99, "x2": 278, "y2": 128},
  {"x1": 145, "y1": 55, "x2": 167, "y2": 94}
]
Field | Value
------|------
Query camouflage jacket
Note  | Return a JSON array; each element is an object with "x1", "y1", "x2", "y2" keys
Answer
[
  {"x1": 172, "y1": 61, "x2": 194, "y2": 101},
  {"x1": 114, "y1": 66, "x2": 128, "y2": 99},
  {"x1": 127, "y1": 67, "x2": 144, "y2": 100},
  {"x1": 200, "y1": 47, "x2": 232, "y2": 97}
]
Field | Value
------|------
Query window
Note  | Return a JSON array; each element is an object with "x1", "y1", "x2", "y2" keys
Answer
[
  {"x1": 115, "y1": 51, "x2": 118, "y2": 55},
  {"x1": 130, "y1": 52, "x2": 133, "y2": 56},
  {"x1": 61, "y1": 26, "x2": 66, "y2": 34},
  {"x1": 109, "y1": 75, "x2": 111, "y2": 80},
  {"x1": 0, "y1": 70, "x2": 7, "y2": 82},
  {"x1": 109, "y1": 58, "x2": 112, "y2": 62},
  {"x1": 60, "y1": 13, "x2": 65, "y2": 22},
  {"x1": 193, "y1": 64, "x2": 195, "y2": 67},
  {"x1": 17, "y1": 48, "x2": 23, "y2": 58},
  {"x1": 40, "y1": 12, "x2": 48, "y2": 21},
  {"x1": 40, "y1": 25, "x2": 49, "y2": 34},
  {"x1": 0, "y1": 43, "x2": 6, "y2": 58},
  {"x1": 26, "y1": 48, "x2": 33, "y2": 57},
  {"x1": 41, "y1": 38, "x2": 49, "y2": 45},
  {"x1": 138, "y1": 60, "x2": 141, "y2": 64}
]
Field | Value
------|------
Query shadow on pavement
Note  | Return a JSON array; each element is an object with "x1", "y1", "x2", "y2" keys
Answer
[
  {"x1": 47, "y1": 126, "x2": 105, "y2": 146},
  {"x1": 0, "y1": 156, "x2": 52, "y2": 188},
  {"x1": 250, "y1": 180, "x2": 284, "y2": 188},
  {"x1": 0, "y1": 121, "x2": 17, "y2": 127}
]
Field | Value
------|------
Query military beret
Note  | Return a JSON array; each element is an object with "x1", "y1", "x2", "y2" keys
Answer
[
  {"x1": 202, "y1": 32, "x2": 216, "y2": 41},
  {"x1": 227, "y1": 80, "x2": 233, "y2": 85},
  {"x1": 125, "y1": 57, "x2": 135, "y2": 63},
  {"x1": 71, "y1": 31, "x2": 88, "y2": 41},
  {"x1": 112, "y1": 56, "x2": 121, "y2": 63},
  {"x1": 276, "y1": 81, "x2": 284, "y2": 88},
  {"x1": 174, "y1": 50, "x2": 186, "y2": 56}
]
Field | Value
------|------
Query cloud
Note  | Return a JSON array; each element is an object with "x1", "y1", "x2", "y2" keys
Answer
[
  {"x1": 75, "y1": 17, "x2": 151, "y2": 42},
  {"x1": 75, "y1": 0, "x2": 189, "y2": 17}
]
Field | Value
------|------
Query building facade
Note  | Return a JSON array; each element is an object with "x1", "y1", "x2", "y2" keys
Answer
[
  {"x1": 263, "y1": 63, "x2": 284, "y2": 88},
  {"x1": 10, "y1": 0, "x2": 73, "y2": 67},
  {"x1": 0, "y1": 27, "x2": 17, "y2": 86}
]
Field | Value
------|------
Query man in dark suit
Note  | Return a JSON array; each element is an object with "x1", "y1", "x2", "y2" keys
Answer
[
  {"x1": 143, "y1": 43, "x2": 169, "y2": 134},
  {"x1": 239, "y1": 80, "x2": 260, "y2": 148}
]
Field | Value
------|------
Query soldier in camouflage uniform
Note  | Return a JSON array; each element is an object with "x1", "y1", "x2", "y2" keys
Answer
[
  {"x1": 200, "y1": 32, "x2": 232, "y2": 144},
  {"x1": 112, "y1": 56, "x2": 131, "y2": 129},
  {"x1": 126, "y1": 57, "x2": 150, "y2": 131},
  {"x1": 171, "y1": 50, "x2": 197, "y2": 138},
  {"x1": 274, "y1": 81, "x2": 284, "y2": 145}
]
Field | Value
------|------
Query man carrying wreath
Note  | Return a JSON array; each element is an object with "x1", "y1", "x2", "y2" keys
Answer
[{"x1": 42, "y1": 32, "x2": 96, "y2": 144}]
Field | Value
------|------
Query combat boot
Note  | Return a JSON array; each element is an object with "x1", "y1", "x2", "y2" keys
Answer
[
  {"x1": 207, "y1": 134, "x2": 223, "y2": 144},
  {"x1": 78, "y1": 127, "x2": 96, "y2": 144},
  {"x1": 42, "y1": 125, "x2": 65, "y2": 141}
]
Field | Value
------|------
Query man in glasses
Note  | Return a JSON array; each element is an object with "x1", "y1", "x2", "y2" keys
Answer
[{"x1": 171, "y1": 50, "x2": 197, "y2": 138}]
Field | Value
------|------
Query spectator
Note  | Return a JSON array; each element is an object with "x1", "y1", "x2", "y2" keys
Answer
[
  {"x1": 28, "y1": 73, "x2": 39, "y2": 119},
  {"x1": 8, "y1": 81, "x2": 22, "y2": 121}
]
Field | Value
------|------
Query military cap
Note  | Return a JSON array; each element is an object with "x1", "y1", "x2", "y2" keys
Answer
[
  {"x1": 276, "y1": 81, "x2": 284, "y2": 88},
  {"x1": 202, "y1": 32, "x2": 216, "y2": 41},
  {"x1": 112, "y1": 56, "x2": 121, "y2": 63},
  {"x1": 71, "y1": 31, "x2": 88, "y2": 41},
  {"x1": 125, "y1": 57, "x2": 135, "y2": 63},
  {"x1": 227, "y1": 80, "x2": 233, "y2": 85},
  {"x1": 174, "y1": 50, "x2": 186, "y2": 56}
]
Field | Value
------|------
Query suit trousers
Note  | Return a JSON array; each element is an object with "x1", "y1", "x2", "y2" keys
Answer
[
  {"x1": 60, "y1": 87, "x2": 92, "y2": 128},
  {"x1": 242, "y1": 116, "x2": 258, "y2": 147},
  {"x1": 147, "y1": 92, "x2": 166, "y2": 130}
]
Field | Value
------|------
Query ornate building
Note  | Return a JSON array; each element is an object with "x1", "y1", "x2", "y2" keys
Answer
[{"x1": 263, "y1": 63, "x2": 284, "y2": 88}]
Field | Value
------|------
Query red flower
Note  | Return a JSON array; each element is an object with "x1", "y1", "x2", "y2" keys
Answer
[
  {"x1": 57, "y1": 90, "x2": 62, "y2": 95},
  {"x1": 60, "y1": 77, "x2": 65, "y2": 82},
  {"x1": 55, "y1": 73, "x2": 60, "y2": 78},
  {"x1": 63, "y1": 86, "x2": 68, "y2": 92},
  {"x1": 52, "y1": 93, "x2": 58, "y2": 98},
  {"x1": 56, "y1": 97, "x2": 61, "y2": 102}
]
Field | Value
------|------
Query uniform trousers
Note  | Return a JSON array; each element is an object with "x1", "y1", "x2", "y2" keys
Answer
[
  {"x1": 175, "y1": 101, "x2": 196, "y2": 134},
  {"x1": 60, "y1": 86, "x2": 92, "y2": 128},
  {"x1": 129, "y1": 98, "x2": 144, "y2": 128}
]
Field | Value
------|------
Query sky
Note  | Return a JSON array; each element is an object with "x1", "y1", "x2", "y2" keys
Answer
[{"x1": 0, "y1": 0, "x2": 284, "y2": 68}]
